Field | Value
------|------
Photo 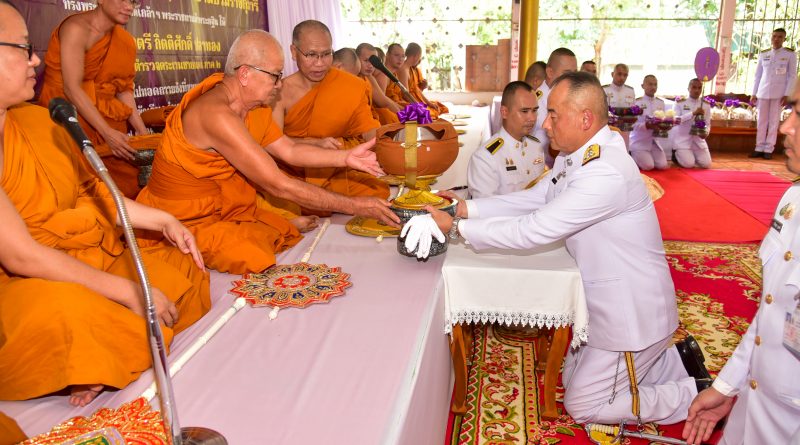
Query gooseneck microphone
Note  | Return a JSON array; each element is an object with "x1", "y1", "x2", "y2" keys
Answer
[
  {"x1": 367, "y1": 55, "x2": 417, "y2": 105},
  {"x1": 48, "y1": 98, "x2": 107, "y2": 175}
]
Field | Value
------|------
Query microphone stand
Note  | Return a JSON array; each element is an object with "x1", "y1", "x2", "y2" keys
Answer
[
  {"x1": 80, "y1": 142, "x2": 225, "y2": 445},
  {"x1": 394, "y1": 80, "x2": 417, "y2": 105}
]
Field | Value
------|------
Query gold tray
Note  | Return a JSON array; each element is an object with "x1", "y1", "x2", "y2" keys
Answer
[
  {"x1": 451, "y1": 120, "x2": 468, "y2": 126},
  {"x1": 345, "y1": 216, "x2": 401, "y2": 238},
  {"x1": 380, "y1": 175, "x2": 404, "y2": 186},
  {"x1": 455, "y1": 114, "x2": 471, "y2": 119},
  {"x1": 456, "y1": 129, "x2": 466, "y2": 135}
]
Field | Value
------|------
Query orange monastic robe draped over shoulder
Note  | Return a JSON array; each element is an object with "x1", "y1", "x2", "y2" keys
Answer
[
  {"x1": 283, "y1": 68, "x2": 389, "y2": 199},
  {"x1": 136, "y1": 74, "x2": 302, "y2": 275},
  {"x1": 0, "y1": 104, "x2": 210, "y2": 401},
  {"x1": 408, "y1": 66, "x2": 448, "y2": 120},
  {"x1": 385, "y1": 71, "x2": 409, "y2": 109},
  {"x1": 38, "y1": 23, "x2": 145, "y2": 199},
  {"x1": 362, "y1": 75, "x2": 399, "y2": 125}
]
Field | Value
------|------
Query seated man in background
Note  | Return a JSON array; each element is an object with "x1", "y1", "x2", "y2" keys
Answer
[
  {"x1": 423, "y1": 71, "x2": 706, "y2": 426},
  {"x1": 404, "y1": 42, "x2": 449, "y2": 119},
  {"x1": 355, "y1": 43, "x2": 401, "y2": 124},
  {"x1": 580, "y1": 60, "x2": 597, "y2": 76},
  {"x1": 37, "y1": 0, "x2": 150, "y2": 199},
  {"x1": 671, "y1": 78, "x2": 711, "y2": 169},
  {"x1": 137, "y1": 30, "x2": 398, "y2": 275},
  {"x1": 468, "y1": 81, "x2": 545, "y2": 198},
  {"x1": 603, "y1": 63, "x2": 636, "y2": 149},
  {"x1": 0, "y1": 0, "x2": 210, "y2": 407},
  {"x1": 630, "y1": 75, "x2": 671, "y2": 170},
  {"x1": 683, "y1": 76, "x2": 800, "y2": 445},
  {"x1": 273, "y1": 20, "x2": 389, "y2": 203},
  {"x1": 524, "y1": 60, "x2": 547, "y2": 91}
]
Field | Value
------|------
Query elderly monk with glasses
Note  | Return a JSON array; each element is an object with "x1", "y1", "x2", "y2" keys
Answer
[
  {"x1": 268, "y1": 20, "x2": 390, "y2": 219},
  {"x1": 0, "y1": 0, "x2": 210, "y2": 409},
  {"x1": 37, "y1": 0, "x2": 152, "y2": 199},
  {"x1": 135, "y1": 30, "x2": 399, "y2": 275}
]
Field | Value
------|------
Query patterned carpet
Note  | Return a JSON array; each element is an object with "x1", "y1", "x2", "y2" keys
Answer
[{"x1": 448, "y1": 241, "x2": 762, "y2": 445}]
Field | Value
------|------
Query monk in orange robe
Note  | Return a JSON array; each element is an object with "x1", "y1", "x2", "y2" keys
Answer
[
  {"x1": 273, "y1": 20, "x2": 389, "y2": 201},
  {"x1": 382, "y1": 43, "x2": 411, "y2": 108},
  {"x1": 404, "y1": 42, "x2": 449, "y2": 119},
  {"x1": 354, "y1": 43, "x2": 401, "y2": 125},
  {"x1": 333, "y1": 47, "x2": 398, "y2": 125},
  {"x1": 0, "y1": 3, "x2": 209, "y2": 408},
  {"x1": 137, "y1": 30, "x2": 399, "y2": 274},
  {"x1": 38, "y1": 0, "x2": 150, "y2": 199}
]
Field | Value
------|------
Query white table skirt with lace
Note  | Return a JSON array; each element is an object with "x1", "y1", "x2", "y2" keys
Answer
[{"x1": 443, "y1": 240, "x2": 589, "y2": 348}]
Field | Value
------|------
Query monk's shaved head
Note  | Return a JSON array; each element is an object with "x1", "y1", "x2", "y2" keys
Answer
[
  {"x1": 551, "y1": 71, "x2": 608, "y2": 125},
  {"x1": 405, "y1": 42, "x2": 422, "y2": 57},
  {"x1": 333, "y1": 47, "x2": 360, "y2": 76},
  {"x1": 0, "y1": 0, "x2": 20, "y2": 33},
  {"x1": 225, "y1": 29, "x2": 282, "y2": 76},
  {"x1": 356, "y1": 42, "x2": 375, "y2": 58},
  {"x1": 292, "y1": 20, "x2": 331, "y2": 46}
]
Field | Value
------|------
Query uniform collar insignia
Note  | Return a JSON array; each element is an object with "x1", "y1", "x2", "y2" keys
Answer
[{"x1": 582, "y1": 144, "x2": 601, "y2": 165}]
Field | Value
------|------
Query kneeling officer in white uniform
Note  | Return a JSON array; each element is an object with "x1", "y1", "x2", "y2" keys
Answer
[
  {"x1": 404, "y1": 71, "x2": 709, "y2": 426},
  {"x1": 468, "y1": 81, "x2": 546, "y2": 198}
]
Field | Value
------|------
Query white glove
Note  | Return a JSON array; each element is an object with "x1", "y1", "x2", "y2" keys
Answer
[{"x1": 400, "y1": 214, "x2": 446, "y2": 259}]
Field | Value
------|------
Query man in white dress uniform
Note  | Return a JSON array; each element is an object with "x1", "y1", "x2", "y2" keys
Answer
[
  {"x1": 417, "y1": 71, "x2": 706, "y2": 425},
  {"x1": 532, "y1": 48, "x2": 577, "y2": 165},
  {"x1": 603, "y1": 63, "x2": 636, "y2": 149},
  {"x1": 671, "y1": 78, "x2": 712, "y2": 169},
  {"x1": 630, "y1": 74, "x2": 671, "y2": 170},
  {"x1": 749, "y1": 28, "x2": 797, "y2": 160},
  {"x1": 683, "y1": 76, "x2": 800, "y2": 445},
  {"x1": 468, "y1": 81, "x2": 546, "y2": 198}
]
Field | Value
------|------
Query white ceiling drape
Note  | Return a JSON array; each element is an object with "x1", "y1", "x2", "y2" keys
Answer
[{"x1": 266, "y1": 0, "x2": 345, "y2": 76}]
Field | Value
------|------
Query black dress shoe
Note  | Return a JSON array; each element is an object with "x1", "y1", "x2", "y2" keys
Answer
[
  {"x1": 748, "y1": 151, "x2": 763, "y2": 158},
  {"x1": 676, "y1": 335, "x2": 712, "y2": 381},
  {"x1": 763, "y1": 152, "x2": 773, "y2": 160}
]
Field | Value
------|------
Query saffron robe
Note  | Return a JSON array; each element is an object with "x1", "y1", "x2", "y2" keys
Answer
[
  {"x1": 0, "y1": 103, "x2": 210, "y2": 401},
  {"x1": 38, "y1": 23, "x2": 143, "y2": 199},
  {"x1": 282, "y1": 68, "x2": 388, "y2": 199},
  {"x1": 408, "y1": 66, "x2": 448, "y2": 120},
  {"x1": 0, "y1": 412, "x2": 25, "y2": 445},
  {"x1": 136, "y1": 74, "x2": 302, "y2": 274},
  {"x1": 362, "y1": 75, "x2": 399, "y2": 125}
]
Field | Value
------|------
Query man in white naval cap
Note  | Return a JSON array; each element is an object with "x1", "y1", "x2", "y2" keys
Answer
[
  {"x1": 630, "y1": 74, "x2": 671, "y2": 170},
  {"x1": 671, "y1": 78, "x2": 712, "y2": 169},
  {"x1": 408, "y1": 71, "x2": 711, "y2": 426},
  {"x1": 603, "y1": 63, "x2": 636, "y2": 149},
  {"x1": 749, "y1": 28, "x2": 797, "y2": 160},
  {"x1": 683, "y1": 76, "x2": 800, "y2": 445},
  {"x1": 468, "y1": 81, "x2": 546, "y2": 198}
]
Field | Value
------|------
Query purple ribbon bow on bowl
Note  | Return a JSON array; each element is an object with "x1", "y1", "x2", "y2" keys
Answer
[{"x1": 397, "y1": 103, "x2": 432, "y2": 124}]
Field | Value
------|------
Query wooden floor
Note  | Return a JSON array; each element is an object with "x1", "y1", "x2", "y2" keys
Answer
[{"x1": 710, "y1": 150, "x2": 795, "y2": 181}]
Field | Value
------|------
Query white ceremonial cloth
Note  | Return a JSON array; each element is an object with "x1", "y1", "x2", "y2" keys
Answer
[{"x1": 442, "y1": 240, "x2": 588, "y2": 348}]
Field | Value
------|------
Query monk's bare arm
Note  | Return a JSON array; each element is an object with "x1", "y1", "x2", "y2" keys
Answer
[
  {"x1": 0, "y1": 189, "x2": 176, "y2": 324},
  {"x1": 123, "y1": 198, "x2": 205, "y2": 269},
  {"x1": 374, "y1": 72, "x2": 389, "y2": 91},
  {"x1": 197, "y1": 108, "x2": 398, "y2": 225},
  {"x1": 266, "y1": 135, "x2": 347, "y2": 167},
  {"x1": 59, "y1": 20, "x2": 135, "y2": 158},
  {"x1": 117, "y1": 90, "x2": 147, "y2": 135},
  {"x1": 397, "y1": 65, "x2": 410, "y2": 88},
  {"x1": 370, "y1": 77, "x2": 401, "y2": 111}
]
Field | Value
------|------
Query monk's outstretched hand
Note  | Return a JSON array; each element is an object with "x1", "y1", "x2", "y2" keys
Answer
[
  {"x1": 161, "y1": 218, "x2": 205, "y2": 270},
  {"x1": 103, "y1": 128, "x2": 137, "y2": 161},
  {"x1": 352, "y1": 196, "x2": 400, "y2": 227},
  {"x1": 346, "y1": 138, "x2": 386, "y2": 177}
]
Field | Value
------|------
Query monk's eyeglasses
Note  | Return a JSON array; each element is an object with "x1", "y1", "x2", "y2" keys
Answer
[
  {"x1": 236, "y1": 64, "x2": 282, "y2": 85},
  {"x1": 0, "y1": 42, "x2": 33, "y2": 61},
  {"x1": 297, "y1": 49, "x2": 334, "y2": 62}
]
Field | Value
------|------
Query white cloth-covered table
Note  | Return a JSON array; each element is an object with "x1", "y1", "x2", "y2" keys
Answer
[
  {"x1": 436, "y1": 105, "x2": 491, "y2": 190},
  {"x1": 443, "y1": 240, "x2": 588, "y2": 348}
]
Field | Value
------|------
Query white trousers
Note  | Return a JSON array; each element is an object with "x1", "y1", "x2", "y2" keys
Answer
[
  {"x1": 755, "y1": 98, "x2": 783, "y2": 153},
  {"x1": 630, "y1": 139, "x2": 671, "y2": 171},
  {"x1": 673, "y1": 137, "x2": 711, "y2": 169},
  {"x1": 562, "y1": 334, "x2": 697, "y2": 425}
]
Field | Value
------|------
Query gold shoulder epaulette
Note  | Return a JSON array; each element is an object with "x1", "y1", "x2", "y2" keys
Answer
[
  {"x1": 635, "y1": 96, "x2": 643, "y2": 101},
  {"x1": 602, "y1": 84, "x2": 610, "y2": 88},
  {"x1": 582, "y1": 144, "x2": 601, "y2": 165},
  {"x1": 788, "y1": 47, "x2": 796, "y2": 52},
  {"x1": 793, "y1": 176, "x2": 800, "y2": 183},
  {"x1": 624, "y1": 85, "x2": 634, "y2": 90},
  {"x1": 536, "y1": 89, "x2": 543, "y2": 99},
  {"x1": 761, "y1": 47, "x2": 771, "y2": 53},
  {"x1": 485, "y1": 137, "x2": 504, "y2": 155},
  {"x1": 524, "y1": 134, "x2": 540, "y2": 143}
]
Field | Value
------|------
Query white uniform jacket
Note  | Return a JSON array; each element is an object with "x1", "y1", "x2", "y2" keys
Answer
[
  {"x1": 671, "y1": 97, "x2": 711, "y2": 150},
  {"x1": 753, "y1": 47, "x2": 798, "y2": 99},
  {"x1": 532, "y1": 82, "x2": 551, "y2": 148},
  {"x1": 461, "y1": 126, "x2": 678, "y2": 351},
  {"x1": 467, "y1": 126, "x2": 546, "y2": 198},
  {"x1": 603, "y1": 83, "x2": 636, "y2": 108},
  {"x1": 713, "y1": 184, "x2": 800, "y2": 444},
  {"x1": 630, "y1": 95, "x2": 670, "y2": 152}
]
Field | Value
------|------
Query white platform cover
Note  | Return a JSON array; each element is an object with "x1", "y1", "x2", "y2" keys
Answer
[{"x1": 443, "y1": 240, "x2": 589, "y2": 348}]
